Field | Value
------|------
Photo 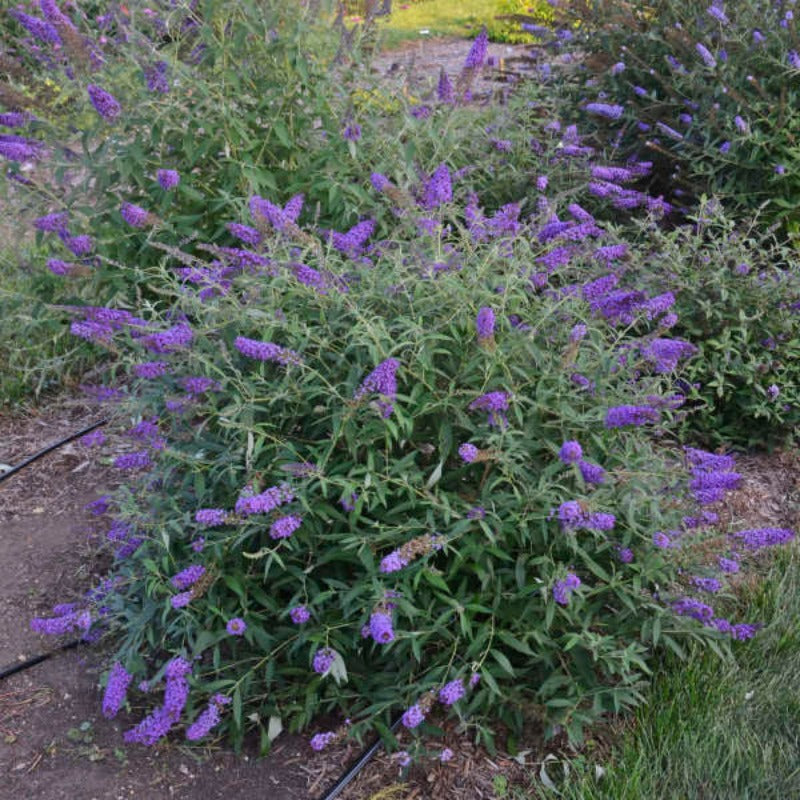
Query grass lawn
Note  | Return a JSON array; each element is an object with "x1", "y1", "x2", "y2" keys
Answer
[
  {"x1": 557, "y1": 548, "x2": 800, "y2": 800},
  {"x1": 373, "y1": 0, "x2": 544, "y2": 49}
]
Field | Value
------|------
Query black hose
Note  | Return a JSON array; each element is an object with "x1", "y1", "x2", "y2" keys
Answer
[
  {"x1": 0, "y1": 419, "x2": 107, "y2": 485},
  {"x1": 318, "y1": 716, "x2": 403, "y2": 800},
  {"x1": 0, "y1": 639, "x2": 81, "y2": 681}
]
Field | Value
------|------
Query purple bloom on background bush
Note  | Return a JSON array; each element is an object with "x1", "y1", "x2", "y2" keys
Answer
[
  {"x1": 121, "y1": 203, "x2": 154, "y2": 228},
  {"x1": 618, "y1": 547, "x2": 634, "y2": 563},
  {"x1": 10, "y1": 11, "x2": 61, "y2": 45},
  {"x1": 464, "y1": 27, "x2": 488, "y2": 69},
  {"x1": 157, "y1": 169, "x2": 179, "y2": 190},
  {"x1": 195, "y1": 508, "x2": 228, "y2": 527},
  {"x1": 313, "y1": 647, "x2": 336, "y2": 675},
  {"x1": 439, "y1": 679, "x2": 465, "y2": 705},
  {"x1": 476, "y1": 306, "x2": 495, "y2": 340},
  {"x1": 34, "y1": 212, "x2": 69, "y2": 234},
  {"x1": 458, "y1": 443, "x2": 479, "y2": 463},
  {"x1": 469, "y1": 391, "x2": 510, "y2": 428},
  {"x1": 144, "y1": 60, "x2": 170, "y2": 93},
  {"x1": 653, "y1": 531, "x2": 671, "y2": 549},
  {"x1": 354, "y1": 358, "x2": 400, "y2": 418},
  {"x1": 570, "y1": 323, "x2": 588, "y2": 341},
  {"x1": 342, "y1": 123, "x2": 361, "y2": 141},
  {"x1": 101, "y1": 662, "x2": 132, "y2": 719},
  {"x1": 401, "y1": 704, "x2": 426, "y2": 729},
  {"x1": 124, "y1": 657, "x2": 191, "y2": 745},
  {"x1": 170, "y1": 591, "x2": 192, "y2": 609},
  {"x1": 734, "y1": 115, "x2": 748, "y2": 134},
  {"x1": 718, "y1": 557, "x2": 740, "y2": 573},
  {"x1": 553, "y1": 572, "x2": 581, "y2": 606},
  {"x1": 767, "y1": 384, "x2": 780, "y2": 400},
  {"x1": 234, "y1": 336, "x2": 301, "y2": 366},
  {"x1": 171, "y1": 565, "x2": 206, "y2": 590},
  {"x1": 605, "y1": 405, "x2": 661, "y2": 428},
  {"x1": 584, "y1": 103, "x2": 624, "y2": 120},
  {"x1": 695, "y1": 43, "x2": 717, "y2": 68},
  {"x1": 692, "y1": 576, "x2": 722, "y2": 593},
  {"x1": 789, "y1": 51, "x2": 800, "y2": 69},
  {"x1": 559, "y1": 441, "x2": 583, "y2": 464},
  {"x1": 579, "y1": 460, "x2": 606, "y2": 485},
  {"x1": 87, "y1": 85, "x2": 121, "y2": 121},
  {"x1": 270, "y1": 514, "x2": 302, "y2": 540},
  {"x1": 113, "y1": 451, "x2": 152, "y2": 470},
  {"x1": 380, "y1": 550, "x2": 410, "y2": 573},
  {"x1": 371, "y1": 172, "x2": 391, "y2": 192},
  {"x1": 369, "y1": 611, "x2": 394, "y2": 644},
  {"x1": 227, "y1": 222, "x2": 262, "y2": 246},
  {"x1": 290, "y1": 606, "x2": 310, "y2": 624},
  {"x1": 191, "y1": 538, "x2": 205, "y2": 553},
  {"x1": 310, "y1": 731, "x2": 337, "y2": 751},
  {"x1": 440, "y1": 748, "x2": 454, "y2": 763},
  {"x1": 235, "y1": 484, "x2": 294, "y2": 515},
  {"x1": 31, "y1": 606, "x2": 91, "y2": 636},
  {"x1": 226, "y1": 617, "x2": 247, "y2": 636},
  {"x1": 641, "y1": 338, "x2": 697, "y2": 373},
  {"x1": 730, "y1": 528, "x2": 795, "y2": 550},
  {"x1": 133, "y1": 361, "x2": 169, "y2": 379},
  {"x1": 422, "y1": 163, "x2": 453, "y2": 209},
  {"x1": 61, "y1": 234, "x2": 93, "y2": 257},
  {"x1": 707, "y1": 4, "x2": 729, "y2": 24},
  {"x1": 340, "y1": 492, "x2": 358, "y2": 512},
  {"x1": 672, "y1": 597, "x2": 714, "y2": 621}
]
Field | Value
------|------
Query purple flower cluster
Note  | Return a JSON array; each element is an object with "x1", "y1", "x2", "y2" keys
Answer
[
  {"x1": 401, "y1": 703, "x2": 426, "y2": 729},
  {"x1": 171, "y1": 565, "x2": 206, "y2": 590},
  {"x1": 368, "y1": 611, "x2": 394, "y2": 644},
  {"x1": 559, "y1": 441, "x2": 583, "y2": 464},
  {"x1": 195, "y1": 508, "x2": 228, "y2": 527},
  {"x1": 186, "y1": 694, "x2": 230, "y2": 741},
  {"x1": 468, "y1": 391, "x2": 510, "y2": 428},
  {"x1": 422, "y1": 163, "x2": 453, "y2": 210},
  {"x1": 458, "y1": 443, "x2": 479, "y2": 463},
  {"x1": 475, "y1": 306, "x2": 495, "y2": 341},
  {"x1": 463, "y1": 27, "x2": 488, "y2": 69},
  {"x1": 157, "y1": 169, "x2": 180, "y2": 190},
  {"x1": 438, "y1": 679, "x2": 465, "y2": 705},
  {"x1": 102, "y1": 662, "x2": 133, "y2": 719},
  {"x1": 234, "y1": 336, "x2": 302, "y2": 366},
  {"x1": 312, "y1": 647, "x2": 336, "y2": 675},
  {"x1": 310, "y1": 731, "x2": 337, "y2": 751},
  {"x1": 124, "y1": 657, "x2": 191, "y2": 745},
  {"x1": 605, "y1": 405, "x2": 661, "y2": 428},
  {"x1": 290, "y1": 606, "x2": 310, "y2": 624},
  {"x1": 685, "y1": 447, "x2": 740, "y2": 505},
  {"x1": 87, "y1": 85, "x2": 121, "y2": 121},
  {"x1": 354, "y1": 358, "x2": 400, "y2": 418},
  {"x1": 730, "y1": 528, "x2": 795, "y2": 550},
  {"x1": 553, "y1": 572, "x2": 581, "y2": 606},
  {"x1": 641, "y1": 338, "x2": 697, "y2": 373},
  {"x1": 31, "y1": 604, "x2": 91, "y2": 636},
  {"x1": 557, "y1": 501, "x2": 616, "y2": 532},
  {"x1": 235, "y1": 483, "x2": 294, "y2": 515},
  {"x1": 226, "y1": 617, "x2": 247, "y2": 636},
  {"x1": 269, "y1": 514, "x2": 302, "y2": 540}
]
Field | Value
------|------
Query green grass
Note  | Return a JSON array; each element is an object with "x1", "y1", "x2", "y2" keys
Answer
[
  {"x1": 552, "y1": 548, "x2": 800, "y2": 800},
  {"x1": 373, "y1": 0, "x2": 551, "y2": 50}
]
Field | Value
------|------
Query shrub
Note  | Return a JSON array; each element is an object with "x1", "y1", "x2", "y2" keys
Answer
[
  {"x1": 557, "y1": 0, "x2": 800, "y2": 228},
  {"x1": 34, "y1": 168, "x2": 776, "y2": 754}
]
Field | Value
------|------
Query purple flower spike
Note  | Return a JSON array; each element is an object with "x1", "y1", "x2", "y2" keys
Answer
[
  {"x1": 313, "y1": 647, "x2": 336, "y2": 675},
  {"x1": 401, "y1": 704, "x2": 426, "y2": 729},
  {"x1": 121, "y1": 202, "x2": 155, "y2": 228},
  {"x1": 290, "y1": 606, "x2": 310, "y2": 624},
  {"x1": 438, "y1": 679, "x2": 465, "y2": 706},
  {"x1": 269, "y1": 514, "x2": 302, "y2": 540},
  {"x1": 476, "y1": 307, "x2": 495, "y2": 340},
  {"x1": 559, "y1": 441, "x2": 583, "y2": 464},
  {"x1": 369, "y1": 611, "x2": 394, "y2": 644},
  {"x1": 464, "y1": 28, "x2": 488, "y2": 69},
  {"x1": 226, "y1": 617, "x2": 247, "y2": 636},
  {"x1": 458, "y1": 443, "x2": 479, "y2": 463},
  {"x1": 354, "y1": 358, "x2": 400, "y2": 418},
  {"x1": 87, "y1": 85, "x2": 121, "y2": 121},
  {"x1": 157, "y1": 169, "x2": 180, "y2": 190},
  {"x1": 553, "y1": 572, "x2": 581, "y2": 606},
  {"x1": 101, "y1": 662, "x2": 132, "y2": 719}
]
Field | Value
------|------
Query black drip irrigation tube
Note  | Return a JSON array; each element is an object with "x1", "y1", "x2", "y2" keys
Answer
[
  {"x1": 317, "y1": 717, "x2": 403, "y2": 800},
  {"x1": 0, "y1": 419, "x2": 106, "y2": 682},
  {"x1": 0, "y1": 639, "x2": 82, "y2": 681},
  {"x1": 0, "y1": 418, "x2": 107, "y2": 485},
  {"x1": 0, "y1": 418, "x2": 400, "y2": 795}
]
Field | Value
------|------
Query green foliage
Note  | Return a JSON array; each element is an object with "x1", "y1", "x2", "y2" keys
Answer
[
  {"x1": 560, "y1": 0, "x2": 800, "y2": 226},
  {"x1": 93, "y1": 189, "x2": 724, "y2": 750}
]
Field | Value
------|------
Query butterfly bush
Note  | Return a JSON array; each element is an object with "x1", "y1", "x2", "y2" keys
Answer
[
  {"x1": 36, "y1": 161, "x2": 797, "y2": 755},
  {"x1": 562, "y1": 0, "x2": 800, "y2": 224},
  {"x1": 6, "y1": 0, "x2": 799, "y2": 758}
]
